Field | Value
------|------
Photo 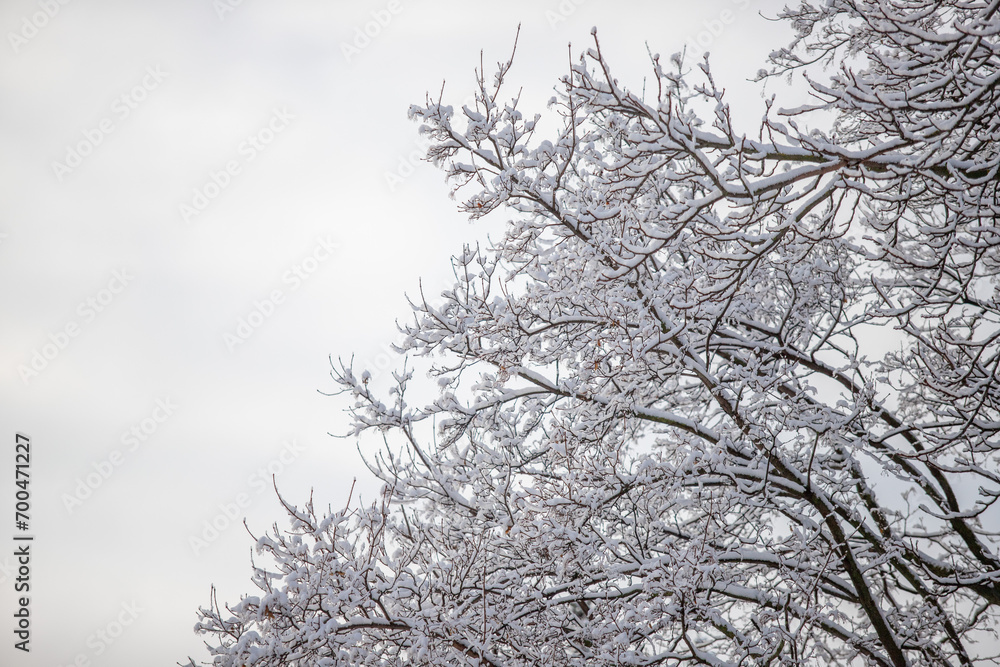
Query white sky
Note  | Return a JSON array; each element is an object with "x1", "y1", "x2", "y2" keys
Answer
[{"x1": 0, "y1": 2, "x2": 790, "y2": 664}]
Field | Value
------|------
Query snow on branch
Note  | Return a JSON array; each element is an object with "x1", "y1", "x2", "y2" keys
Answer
[{"x1": 195, "y1": 4, "x2": 1000, "y2": 666}]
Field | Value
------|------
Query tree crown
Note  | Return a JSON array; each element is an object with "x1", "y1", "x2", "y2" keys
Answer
[{"x1": 194, "y1": 4, "x2": 1000, "y2": 665}]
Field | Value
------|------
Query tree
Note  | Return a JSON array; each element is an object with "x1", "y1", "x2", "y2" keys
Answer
[{"x1": 194, "y1": 3, "x2": 1000, "y2": 665}]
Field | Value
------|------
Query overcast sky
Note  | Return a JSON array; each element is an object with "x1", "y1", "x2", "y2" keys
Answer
[{"x1": 0, "y1": 2, "x2": 790, "y2": 664}]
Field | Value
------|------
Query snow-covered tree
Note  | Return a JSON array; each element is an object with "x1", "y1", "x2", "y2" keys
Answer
[{"x1": 194, "y1": 3, "x2": 1000, "y2": 665}]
